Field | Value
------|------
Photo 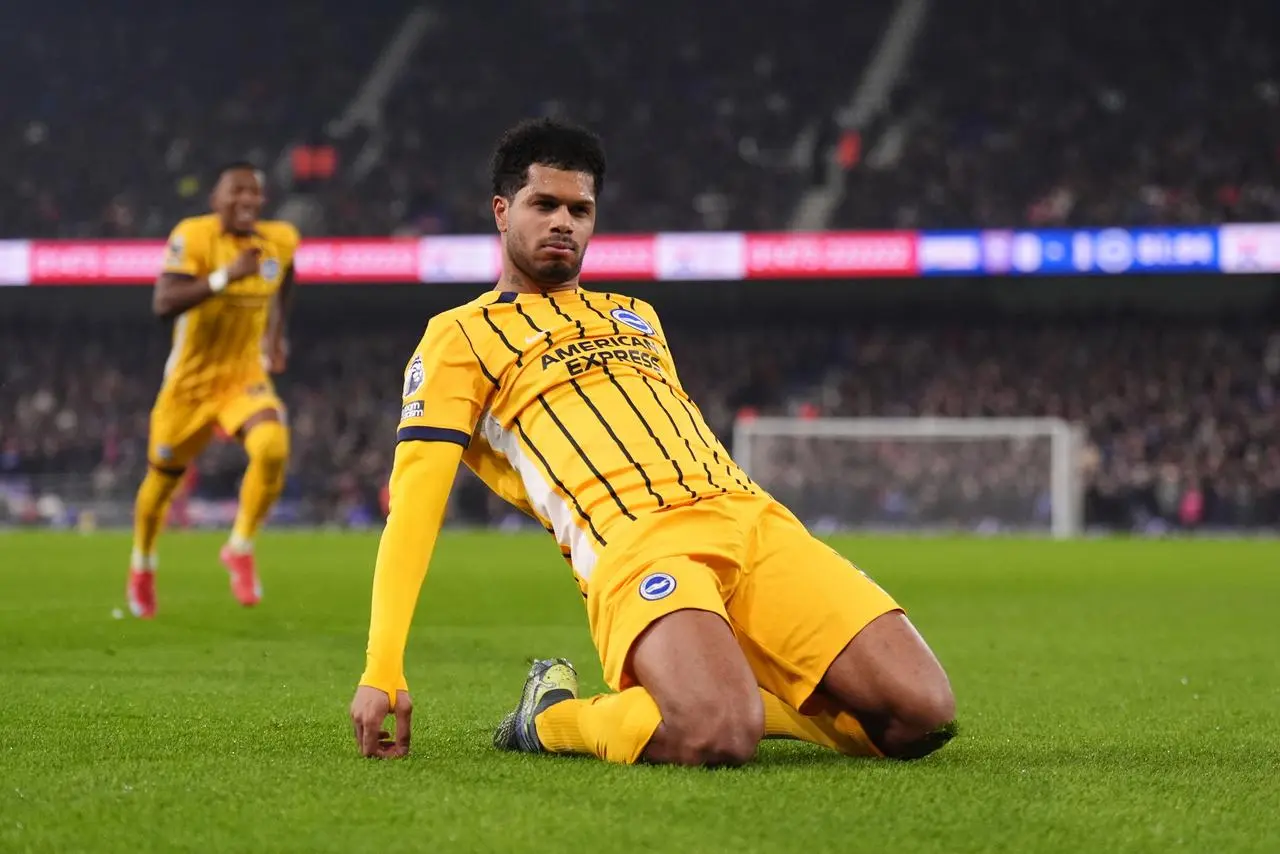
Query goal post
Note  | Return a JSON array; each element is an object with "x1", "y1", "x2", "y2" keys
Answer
[{"x1": 732, "y1": 416, "x2": 1086, "y2": 539}]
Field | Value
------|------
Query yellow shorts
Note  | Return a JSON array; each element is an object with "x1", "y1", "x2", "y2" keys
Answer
[
  {"x1": 148, "y1": 379, "x2": 285, "y2": 470},
  {"x1": 587, "y1": 493, "x2": 901, "y2": 714}
]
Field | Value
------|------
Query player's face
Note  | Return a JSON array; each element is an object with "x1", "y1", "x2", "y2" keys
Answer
[
  {"x1": 494, "y1": 164, "x2": 597, "y2": 288},
  {"x1": 212, "y1": 169, "x2": 266, "y2": 234}
]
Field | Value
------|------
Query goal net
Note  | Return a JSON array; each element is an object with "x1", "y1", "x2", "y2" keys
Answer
[{"x1": 732, "y1": 417, "x2": 1086, "y2": 538}]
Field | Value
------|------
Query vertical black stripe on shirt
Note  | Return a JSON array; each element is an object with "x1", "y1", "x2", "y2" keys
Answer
[
  {"x1": 536, "y1": 394, "x2": 636, "y2": 521},
  {"x1": 580, "y1": 292, "x2": 621, "y2": 335},
  {"x1": 603, "y1": 370, "x2": 698, "y2": 501},
  {"x1": 203, "y1": 311, "x2": 236, "y2": 396},
  {"x1": 546, "y1": 294, "x2": 586, "y2": 340},
  {"x1": 672, "y1": 391, "x2": 750, "y2": 492},
  {"x1": 512, "y1": 415, "x2": 606, "y2": 546},
  {"x1": 455, "y1": 320, "x2": 500, "y2": 387},
  {"x1": 513, "y1": 301, "x2": 554, "y2": 348},
  {"x1": 569, "y1": 377, "x2": 665, "y2": 508},
  {"x1": 481, "y1": 305, "x2": 523, "y2": 366},
  {"x1": 638, "y1": 373, "x2": 725, "y2": 493}
]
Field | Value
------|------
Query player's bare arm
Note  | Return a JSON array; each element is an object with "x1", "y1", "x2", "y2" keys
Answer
[
  {"x1": 264, "y1": 262, "x2": 296, "y2": 373},
  {"x1": 152, "y1": 247, "x2": 260, "y2": 319},
  {"x1": 350, "y1": 439, "x2": 465, "y2": 758}
]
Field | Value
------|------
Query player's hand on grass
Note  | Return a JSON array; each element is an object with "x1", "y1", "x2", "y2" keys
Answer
[
  {"x1": 350, "y1": 685, "x2": 413, "y2": 759},
  {"x1": 226, "y1": 247, "x2": 261, "y2": 281}
]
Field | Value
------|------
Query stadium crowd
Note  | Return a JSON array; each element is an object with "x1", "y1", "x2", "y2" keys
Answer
[
  {"x1": 3, "y1": 315, "x2": 1278, "y2": 533},
  {"x1": 3, "y1": 0, "x2": 1277, "y2": 238},
  {"x1": 836, "y1": 0, "x2": 1280, "y2": 230}
]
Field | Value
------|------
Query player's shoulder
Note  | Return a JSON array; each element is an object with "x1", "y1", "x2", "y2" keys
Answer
[
  {"x1": 413, "y1": 291, "x2": 506, "y2": 348},
  {"x1": 256, "y1": 219, "x2": 301, "y2": 247},
  {"x1": 169, "y1": 213, "x2": 220, "y2": 239},
  {"x1": 430, "y1": 290, "x2": 526, "y2": 329}
]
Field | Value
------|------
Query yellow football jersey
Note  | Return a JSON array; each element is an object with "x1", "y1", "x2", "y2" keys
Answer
[
  {"x1": 160, "y1": 214, "x2": 300, "y2": 400},
  {"x1": 398, "y1": 288, "x2": 759, "y2": 585}
]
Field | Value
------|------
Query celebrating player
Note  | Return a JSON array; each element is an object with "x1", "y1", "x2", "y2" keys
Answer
[
  {"x1": 126, "y1": 163, "x2": 299, "y2": 619},
  {"x1": 349, "y1": 120, "x2": 956, "y2": 765}
]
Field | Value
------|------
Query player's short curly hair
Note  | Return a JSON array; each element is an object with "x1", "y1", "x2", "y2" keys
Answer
[
  {"x1": 490, "y1": 118, "x2": 606, "y2": 200},
  {"x1": 212, "y1": 160, "x2": 263, "y2": 186}
]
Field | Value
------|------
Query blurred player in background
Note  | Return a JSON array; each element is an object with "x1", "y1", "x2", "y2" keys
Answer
[
  {"x1": 349, "y1": 120, "x2": 956, "y2": 766},
  {"x1": 126, "y1": 163, "x2": 299, "y2": 618}
]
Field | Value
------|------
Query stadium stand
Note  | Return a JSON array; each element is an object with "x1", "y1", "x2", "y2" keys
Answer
[
  {"x1": 317, "y1": 0, "x2": 893, "y2": 236},
  {"x1": 4, "y1": 1, "x2": 1277, "y2": 236},
  {"x1": 0, "y1": 1, "x2": 408, "y2": 238},
  {"x1": 834, "y1": 0, "x2": 1280, "y2": 229}
]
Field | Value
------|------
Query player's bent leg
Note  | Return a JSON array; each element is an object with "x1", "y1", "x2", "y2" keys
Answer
[
  {"x1": 628, "y1": 609, "x2": 764, "y2": 767},
  {"x1": 230, "y1": 410, "x2": 290, "y2": 547},
  {"x1": 819, "y1": 611, "x2": 957, "y2": 760},
  {"x1": 724, "y1": 498, "x2": 955, "y2": 760},
  {"x1": 759, "y1": 690, "x2": 884, "y2": 757},
  {"x1": 494, "y1": 610, "x2": 764, "y2": 767},
  {"x1": 220, "y1": 409, "x2": 289, "y2": 606}
]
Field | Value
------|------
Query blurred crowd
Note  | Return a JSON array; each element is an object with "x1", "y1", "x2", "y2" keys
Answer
[
  {"x1": 0, "y1": 1, "x2": 405, "y2": 239},
  {"x1": 837, "y1": 0, "x2": 1280, "y2": 229},
  {"x1": 3, "y1": 0, "x2": 1276, "y2": 239},
  {"x1": 3, "y1": 314, "x2": 1277, "y2": 532}
]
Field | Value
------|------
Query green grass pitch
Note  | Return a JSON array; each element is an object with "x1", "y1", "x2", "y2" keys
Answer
[{"x1": 1, "y1": 531, "x2": 1278, "y2": 853}]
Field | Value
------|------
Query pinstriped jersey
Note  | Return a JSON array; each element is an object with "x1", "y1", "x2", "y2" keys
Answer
[
  {"x1": 396, "y1": 288, "x2": 759, "y2": 583},
  {"x1": 160, "y1": 214, "x2": 300, "y2": 400}
]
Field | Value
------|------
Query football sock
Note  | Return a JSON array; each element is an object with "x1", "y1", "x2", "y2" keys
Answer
[
  {"x1": 534, "y1": 687, "x2": 882, "y2": 763},
  {"x1": 230, "y1": 420, "x2": 290, "y2": 546},
  {"x1": 760, "y1": 691, "x2": 884, "y2": 757},
  {"x1": 534, "y1": 687, "x2": 663, "y2": 764},
  {"x1": 132, "y1": 467, "x2": 184, "y2": 567}
]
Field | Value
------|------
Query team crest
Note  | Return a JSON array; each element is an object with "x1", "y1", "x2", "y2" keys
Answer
[
  {"x1": 610, "y1": 307, "x2": 655, "y2": 336},
  {"x1": 165, "y1": 236, "x2": 184, "y2": 267},
  {"x1": 403, "y1": 354, "x2": 425, "y2": 398},
  {"x1": 260, "y1": 257, "x2": 281, "y2": 281},
  {"x1": 638, "y1": 572, "x2": 677, "y2": 601}
]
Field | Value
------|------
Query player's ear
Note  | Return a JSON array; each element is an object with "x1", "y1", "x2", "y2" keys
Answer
[{"x1": 493, "y1": 195, "x2": 509, "y2": 233}]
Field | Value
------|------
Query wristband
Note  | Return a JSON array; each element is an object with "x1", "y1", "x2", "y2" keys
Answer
[{"x1": 208, "y1": 268, "x2": 229, "y2": 292}]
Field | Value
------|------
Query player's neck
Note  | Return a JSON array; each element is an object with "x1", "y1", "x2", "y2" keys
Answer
[{"x1": 496, "y1": 270, "x2": 579, "y2": 297}]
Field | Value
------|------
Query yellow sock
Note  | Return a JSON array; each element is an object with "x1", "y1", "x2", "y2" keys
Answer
[
  {"x1": 231, "y1": 421, "x2": 290, "y2": 545},
  {"x1": 760, "y1": 691, "x2": 883, "y2": 757},
  {"x1": 132, "y1": 467, "x2": 184, "y2": 562},
  {"x1": 534, "y1": 687, "x2": 663, "y2": 764}
]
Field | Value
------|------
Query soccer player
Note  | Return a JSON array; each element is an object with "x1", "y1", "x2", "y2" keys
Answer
[
  {"x1": 349, "y1": 119, "x2": 956, "y2": 765},
  {"x1": 126, "y1": 163, "x2": 299, "y2": 619}
]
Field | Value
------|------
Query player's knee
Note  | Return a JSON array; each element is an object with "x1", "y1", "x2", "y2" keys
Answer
[
  {"x1": 883, "y1": 679, "x2": 957, "y2": 760},
  {"x1": 664, "y1": 694, "x2": 763, "y2": 767},
  {"x1": 245, "y1": 421, "x2": 290, "y2": 470}
]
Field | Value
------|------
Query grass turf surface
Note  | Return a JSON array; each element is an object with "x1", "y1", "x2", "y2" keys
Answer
[{"x1": 1, "y1": 532, "x2": 1277, "y2": 853}]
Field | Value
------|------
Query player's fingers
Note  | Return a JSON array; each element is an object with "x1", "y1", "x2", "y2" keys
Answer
[
  {"x1": 394, "y1": 703, "x2": 412, "y2": 754},
  {"x1": 359, "y1": 716, "x2": 383, "y2": 758},
  {"x1": 375, "y1": 738, "x2": 409, "y2": 760}
]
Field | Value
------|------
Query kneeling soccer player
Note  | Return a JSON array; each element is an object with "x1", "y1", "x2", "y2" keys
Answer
[{"x1": 349, "y1": 118, "x2": 957, "y2": 766}]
